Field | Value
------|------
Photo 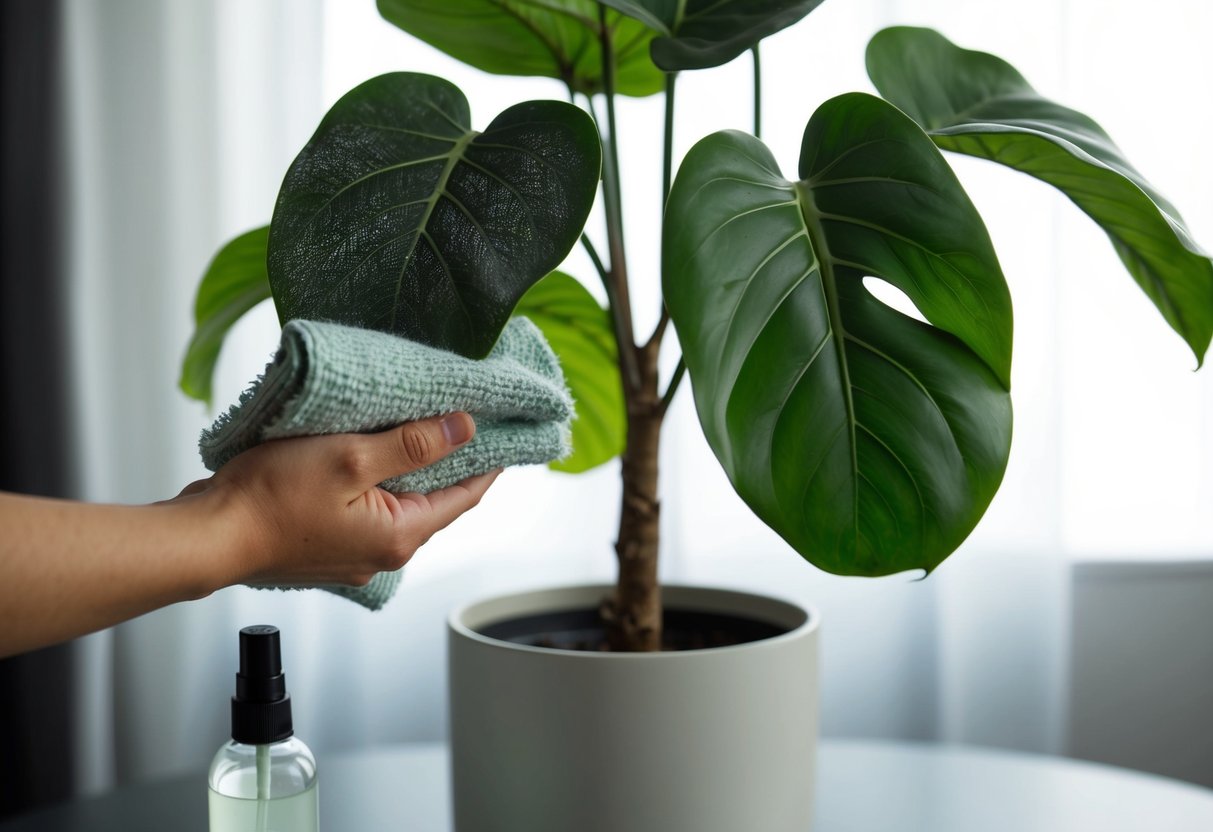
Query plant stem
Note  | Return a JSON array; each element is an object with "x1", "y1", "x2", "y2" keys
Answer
[
  {"x1": 648, "y1": 307, "x2": 669, "y2": 349},
  {"x1": 662, "y1": 72, "x2": 677, "y2": 203},
  {"x1": 660, "y1": 357, "x2": 686, "y2": 415},
  {"x1": 752, "y1": 45, "x2": 762, "y2": 139},
  {"x1": 651, "y1": 72, "x2": 677, "y2": 349},
  {"x1": 595, "y1": 6, "x2": 662, "y2": 652},
  {"x1": 596, "y1": 8, "x2": 641, "y2": 394},
  {"x1": 581, "y1": 233, "x2": 609, "y2": 287},
  {"x1": 602, "y1": 339, "x2": 664, "y2": 652}
]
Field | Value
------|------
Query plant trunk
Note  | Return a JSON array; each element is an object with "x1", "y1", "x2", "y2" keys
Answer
[{"x1": 603, "y1": 341, "x2": 663, "y2": 651}]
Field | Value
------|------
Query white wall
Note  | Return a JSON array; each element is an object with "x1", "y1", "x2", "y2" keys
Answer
[{"x1": 1070, "y1": 562, "x2": 1213, "y2": 787}]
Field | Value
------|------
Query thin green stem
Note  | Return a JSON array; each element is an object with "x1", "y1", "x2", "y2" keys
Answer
[
  {"x1": 660, "y1": 357, "x2": 686, "y2": 415},
  {"x1": 649, "y1": 71, "x2": 678, "y2": 350},
  {"x1": 574, "y1": 93, "x2": 627, "y2": 352},
  {"x1": 583, "y1": 91, "x2": 603, "y2": 132},
  {"x1": 752, "y1": 45, "x2": 762, "y2": 139},
  {"x1": 603, "y1": 69, "x2": 625, "y2": 259},
  {"x1": 581, "y1": 233, "x2": 609, "y2": 286},
  {"x1": 598, "y1": 6, "x2": 641, "y2": 392},
  {"x1": 662, "y1": 72, "x2": 677, "y2": 201}
]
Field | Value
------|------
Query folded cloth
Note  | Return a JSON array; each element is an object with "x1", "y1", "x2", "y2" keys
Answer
[{"x1": 200, "y1": 316, "x2": 572, "y2": 610}]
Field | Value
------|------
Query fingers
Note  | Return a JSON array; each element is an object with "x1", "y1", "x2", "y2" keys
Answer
[
  {"x1": 214, "y1": 416, "x2": 491, "y2": 586},
  {"x1": 432, "y1": 468, "x2": 501, "y2": 523},
  {"x1": 403, "y1": 468, "x2": 502, "y2": 533},
  {"x1": 344, "y1": 413, "x2": 476, "y2": 488}
]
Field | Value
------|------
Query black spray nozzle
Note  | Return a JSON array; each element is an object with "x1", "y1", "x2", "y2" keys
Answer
[
  {"x1": 231, "y1": 625, "x2": 293, "y2": 744},
  {"x1": 237, "y1": 625, "x2": 287, "y2": 703}
]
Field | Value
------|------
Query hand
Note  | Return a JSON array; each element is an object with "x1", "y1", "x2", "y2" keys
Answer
[
  {"x1": 0, "y1": 413, "x2": 499, "y2": 657},
  {"x1": 182, "y1": 412, "x2": 500, "y2": 588}
]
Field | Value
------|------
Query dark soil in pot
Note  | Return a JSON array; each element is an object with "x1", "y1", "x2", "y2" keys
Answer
[{"x1": 478, "y1": 606, "x2": 788, "y2": 652}]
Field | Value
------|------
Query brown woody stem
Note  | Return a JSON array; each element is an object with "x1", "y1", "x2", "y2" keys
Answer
[{"x1": 603, "y1": 339, "x2": 664, "y2": 651}]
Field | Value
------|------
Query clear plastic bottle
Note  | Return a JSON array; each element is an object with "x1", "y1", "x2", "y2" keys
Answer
[{"x1": 208, "y1": 625, "x2": 319, "y2": 832}]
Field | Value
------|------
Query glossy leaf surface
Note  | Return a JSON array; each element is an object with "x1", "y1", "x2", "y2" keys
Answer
[
  {"x1": 664, "y1": 93, "x2": 1013, "y2": 575},
  {"x1": 180, "y1": 227, "x2": 272, "y2": 404},
  {"x1": 377, "y1": 0, "x2": 664, "y2": 97},
  {"x1": 599, "y1": 0, "x2": 826, "y2": 70},
  {"x1": 867, "y1": 26, "x2": 1213, "y2": 365},
  {"x1": 269, "y1": 73, "x2": 601, "y2": 359},
  {"x1": 514, "y1": 271, "x2": 624, "y2": 472}
]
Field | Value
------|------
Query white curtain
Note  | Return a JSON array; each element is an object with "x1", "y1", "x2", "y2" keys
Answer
[{"x1": 63, "y1": 0, "x2": 1212, "y2": 794}]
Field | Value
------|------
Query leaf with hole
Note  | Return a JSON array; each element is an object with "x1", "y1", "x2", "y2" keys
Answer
[
  {"x1": 663, "y1": 92, "x2": 1013, "y2": 575},
  {"x1": 867, "y1": 26, "x2": 1213, "y2": 365},
  {"x1": 268, "y1": 72, "x2": 601, "y2": 358},
  {"x1": 514, "y1": 271, "x2": 624, "y2": 472},
  {"x1": 377, "y1": 0, "x2": 664, "y2": 97},
  {"x1": 180, "y1": 226, "x2": 272, "y2": 405},
  {"x1": 599, "y1": 0, "x2": 826, "y2": 70}
]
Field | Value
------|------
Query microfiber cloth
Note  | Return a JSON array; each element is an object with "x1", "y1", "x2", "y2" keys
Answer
[{"x1": 199, "y1": 316, "x2": 573, "y2": 610}]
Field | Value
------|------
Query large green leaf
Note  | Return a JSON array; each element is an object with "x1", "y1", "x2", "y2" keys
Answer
[
  {"x1": 268, "y1": 73, "x2": 601, "y2": 359},
  {"x1": 180, "y1": 227, "x2": 272, "y2": 405},
  {"x1": 514, "y1": 271, "x2": 624, "y2": 472},
  {"x1": 377, "y1": 0, "x2": 664, "y2": 97},
  {"x1": 599, "y1": 0, "x2": 826, "y2": 70},
  {"x1": 867, "y1": 26, "x2": 1213, "y2": 366},
  {"x1": 664, "y1": 93, "x2": 1013, "y2": 576},
  {"x1": 179, "y1": 231, "x2": 624, "y2": 468}
]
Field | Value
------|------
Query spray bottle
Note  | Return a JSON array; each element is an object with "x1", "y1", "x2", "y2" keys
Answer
[{"x1": 207, "y1": 625, "x2": 319, "y2": 832}]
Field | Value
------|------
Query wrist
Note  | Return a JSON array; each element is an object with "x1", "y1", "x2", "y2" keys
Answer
[{"x1": 183, "y1": 482, "x2": 269, "y2": 595}]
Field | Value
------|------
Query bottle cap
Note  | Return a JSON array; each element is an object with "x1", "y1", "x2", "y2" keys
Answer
[{"x1": 230, "y1": 625, "x2": 294, "y2": 744}]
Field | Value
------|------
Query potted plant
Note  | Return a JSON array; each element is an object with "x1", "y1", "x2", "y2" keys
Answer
[{"x1": 180, "y1": 3, "x2": 1212, "y2": 830}]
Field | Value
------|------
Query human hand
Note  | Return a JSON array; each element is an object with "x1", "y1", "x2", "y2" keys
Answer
[
  {"x1": 0, "y1": 415, "x2": 498, "y2": 656},
  {"x1": 178, "y1": 412, "x2": 499, "y2": 589}
]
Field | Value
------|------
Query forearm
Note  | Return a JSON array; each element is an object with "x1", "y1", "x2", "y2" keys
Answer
[
  {"x1": 0, "y1": 417, "x2": 491, "y2": 657},
  {"x1": 0, "y1": 491, "x2": 243, "y2": 657}
]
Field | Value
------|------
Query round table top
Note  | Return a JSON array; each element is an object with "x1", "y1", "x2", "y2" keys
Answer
[{"x1": 3, "y1": 740, "x2": 1211, "y2": 831}]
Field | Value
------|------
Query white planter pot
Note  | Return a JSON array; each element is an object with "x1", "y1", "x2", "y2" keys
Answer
[{"x1": 448, "y1": 584, "x2": 819, "y2": 832}]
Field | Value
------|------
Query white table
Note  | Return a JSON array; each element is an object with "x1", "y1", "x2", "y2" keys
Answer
[{"x1": 3, "y1": 740, "x2": 1211, "y2": 830}]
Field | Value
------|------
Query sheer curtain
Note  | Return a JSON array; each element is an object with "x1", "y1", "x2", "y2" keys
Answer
[{"x1": 64, "y1": 0, "x2": 1212, "y2": 794}]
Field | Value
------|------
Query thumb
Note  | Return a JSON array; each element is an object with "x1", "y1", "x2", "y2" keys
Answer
[{"x1": 349, "y1": 412, "x2": 476, "y2": 487}]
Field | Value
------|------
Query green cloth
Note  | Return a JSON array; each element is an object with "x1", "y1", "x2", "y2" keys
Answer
[{"x1": 200, "y1": 317, "x2": 572, "y2": 610}]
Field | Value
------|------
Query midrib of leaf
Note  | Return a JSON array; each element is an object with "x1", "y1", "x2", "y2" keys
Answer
[
  {"x1": 391, "y1": 130, "x2": 478, "y2": 330},
  {"x1": 609, "y1": 1, "x2": 669, "y2": 34},
  {"x1": 795, "y1": 180, "x2": 859, "y2": 532},
  {"x1": 935, "y1": 128, "x2": 1210, "y2": 362},
  {"x1": 941, "y1": 122, "x2": 1199, "y2": 254},
  {"x1": 929, "y1": 99, "x2": 1198, "y2": 249},
  {"x1": 937, "y1": 89, "x2": 1035, "y2": 131},
  {"x1": 293, "y1": 153, "x2": 453, "y2": 246},
  {"x1": 673, "y1": 0, "x2": 688, "y2": 29},
  {"x1": 485, "y1": 0, "x2": 584, "y2": 79},
  {"x1": 611, "y1": 18, "x2": 651, "y2": 60},
  {"x1": 514, "y1": 0, "x2": 597, "y2": 28}
]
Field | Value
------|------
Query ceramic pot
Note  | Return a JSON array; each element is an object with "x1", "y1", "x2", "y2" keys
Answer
[{"x1": 448, "y1": 584, "x2": 819, "y2": 832}]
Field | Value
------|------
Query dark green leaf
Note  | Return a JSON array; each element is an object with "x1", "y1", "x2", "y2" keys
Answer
[
  {"x1": 599, "y1": 0, "x2": 826, "y2": 70},
  {"x1": 180, "y1": 227, "x2": 272, "y2": 405},
  {"x1": 664, "y1": 93, "x2": 1013, "y2": 576},
  {"x1": 514, "y1": 271, "x2": 624, "y2": 472},
  {"x1": 268, "y1": 73, "x2": 601, "y2": 359},
  {"x1": 377, "y1": 0, "x2": 664, "y2": 97},
  {"x1": 867, "y1": 26, "x2": 1213, "y2": 366}
]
